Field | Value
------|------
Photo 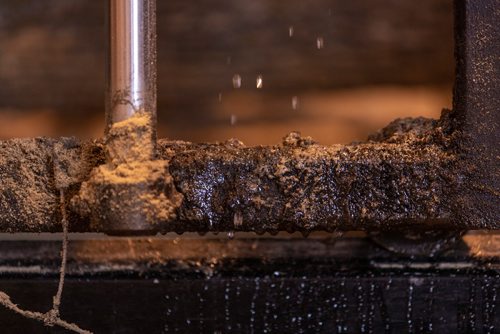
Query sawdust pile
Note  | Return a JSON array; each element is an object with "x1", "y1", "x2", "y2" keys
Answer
[
  {"x1": 0, "y1": 138, "x2": 59, "y2": 231},
  {"x1": 72, "y1": 112, "x2": 182, "y2": 232}
]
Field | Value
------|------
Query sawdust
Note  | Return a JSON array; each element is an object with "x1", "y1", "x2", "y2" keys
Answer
[
  {"x1": 0, "y1": 137, "x2": 106, "y2": 232},
  {"x1": 72, "y1": 112, "x2": 182, "y2": 232},
  {"x1": 105, "y1": 111, "x2": 154, "y2": 165},
  {"x1": 139, "y1": 191, "x2": 179, "y2": 222},
  {"x1": 90, "y1": 160, "x2": 167, "y2": 184},
  {"x1": 0, "y1": 138, "x2": 59, "y2": 231}
]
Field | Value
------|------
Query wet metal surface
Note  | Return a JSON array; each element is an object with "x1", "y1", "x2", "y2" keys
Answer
[{"x1": 0, "y1": 234, "x2": 498, "y2": 333}]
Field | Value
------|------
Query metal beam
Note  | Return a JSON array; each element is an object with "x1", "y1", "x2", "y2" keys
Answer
[
  {"x1": 452, "y1": 0, "x2": 500, "y2": 227},
  {"x1": 0, "y1": 234, "x2": 498, "y2": 332}
]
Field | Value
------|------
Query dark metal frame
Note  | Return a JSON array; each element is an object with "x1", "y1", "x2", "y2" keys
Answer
[{"x1": 1, "y1": 232, "x2": 499, "y2": 333}]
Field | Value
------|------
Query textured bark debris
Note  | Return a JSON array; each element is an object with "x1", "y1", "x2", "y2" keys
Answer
[
  {"x1": 0, "y1": 138, "x2": 60, "y2": 233},
  {"x1": 0, "y1": 113, "x2": 474, "y2": 233}
]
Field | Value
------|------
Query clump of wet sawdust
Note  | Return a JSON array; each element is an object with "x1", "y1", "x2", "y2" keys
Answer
[
  {"x1": 72, "y1": 112, "x2": 182, "y2": 231},
  {"x1": 0, "y1": 190, "x2": 92, "y2": 334},
  {"x1": 165, "y1": 111, "x2": 458, "y2": 232},
  {"x1": 0, "y1": 138, "x2": 59, "y2": 231},
  {"x1": 0, "y1": 136, "x2": 106, "y2": 232},
  {"x1": 282, "y1": 131, "x2": 316, "y2": 147},
  {"x1": 367, "y1": 116, "x2": 438, "y2": 144},
  {"x1": 105, "y1": 112, "x2": 154, "y2": 164}
]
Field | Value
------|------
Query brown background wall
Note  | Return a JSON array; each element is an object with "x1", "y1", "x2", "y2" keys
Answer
[{"x1": 0, "y1": 0, "x2": 454, "y2": 143}]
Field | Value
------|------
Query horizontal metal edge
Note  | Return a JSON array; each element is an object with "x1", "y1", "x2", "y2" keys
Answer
[{"x1": 0, "y1": 233, "x2": 497, "y2": 277}]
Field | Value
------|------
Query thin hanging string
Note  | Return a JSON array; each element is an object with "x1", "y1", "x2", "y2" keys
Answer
[{"x1": 0, "y1": 189, "x2": 92, "y2": 334}]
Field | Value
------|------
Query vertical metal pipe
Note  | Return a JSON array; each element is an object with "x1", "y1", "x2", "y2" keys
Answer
[
  {"x1": 106, "y1": 0, "x2": 157, "y2": 137},
  {"x1": 100, "y1": 0, "x2": 160, "y2": 234}
]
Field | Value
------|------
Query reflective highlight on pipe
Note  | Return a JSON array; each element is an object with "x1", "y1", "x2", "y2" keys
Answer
[{"x1": 106, "y1": 0, "x2": 157, "y2": 134}]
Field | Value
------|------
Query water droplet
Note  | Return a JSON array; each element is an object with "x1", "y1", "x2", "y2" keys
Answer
[
  {"x1": 256, "y1": 75, "x2": 263, "y2": 89},
  {"x1": 227, "y1": 231, "x2": 235, "y2": 239},
  {"x1": 230, "y1": 114, "x2": 237, "y2": 125},
  {"x1": 407, "y1": 283, "x2": 414, "y2": 333},
  {"x1": 232, "y1": 74, "x2": 241, "y2": 88},
  {"x1": 288, "y1": 26, "x2": 294, "y2": 37},
  {"x1": 172, "y1": 237, "x2": 180, "y2": 245},
  {"x1": 316, "y1": 37, "x2": 324, "y2": 49},
  {"x1": 153, "y1": 278, "x2": 159, "y2": 284},
  {"x1": 250, "y1": 279, "x2": 260, "y2": 332},
  {"x1": 292, "y1": 96, "x2": 299, "y2": 110},
  {"x1": 233, "y1": 211, "x2": 243, "y2": 226}
]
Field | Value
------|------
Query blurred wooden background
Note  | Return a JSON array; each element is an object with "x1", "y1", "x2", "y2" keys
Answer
[{"x1": 0, "y1": 0, "x2": 454, "y2": 144}]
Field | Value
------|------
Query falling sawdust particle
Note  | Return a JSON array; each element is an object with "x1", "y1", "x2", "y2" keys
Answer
[{"x1": 0, "y1": 190, "x2": 92, "y2": 334}]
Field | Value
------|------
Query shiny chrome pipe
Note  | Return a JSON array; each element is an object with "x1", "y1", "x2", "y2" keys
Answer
[{"x1": 106, "y1": 0, "x2": 157, "y2": 135}]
